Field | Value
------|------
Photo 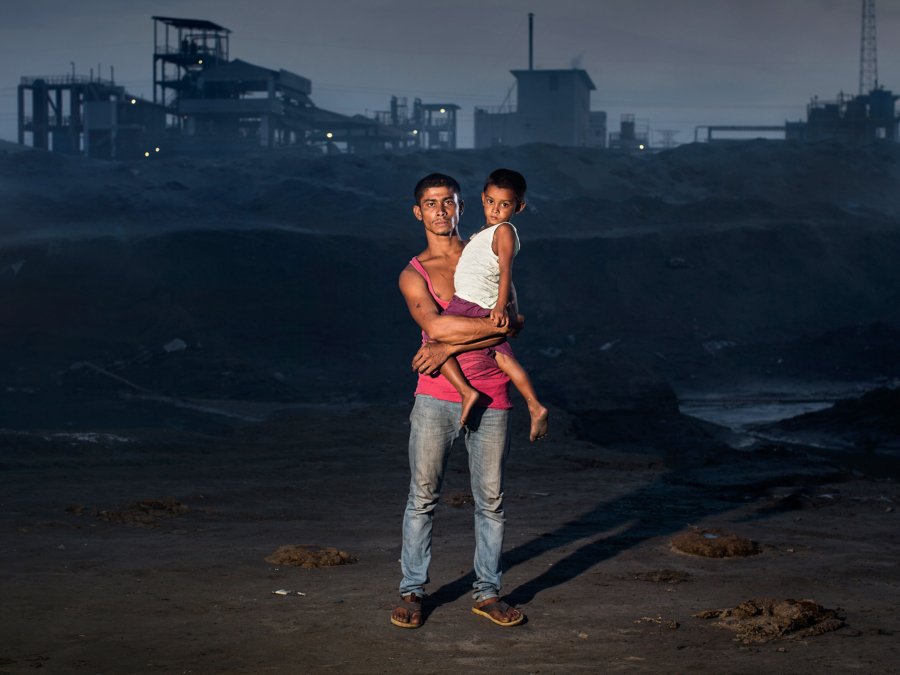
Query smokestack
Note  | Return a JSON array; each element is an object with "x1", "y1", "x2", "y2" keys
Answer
[{"x1": 529, "y1": 13, "x2": 534, "y2": 70}]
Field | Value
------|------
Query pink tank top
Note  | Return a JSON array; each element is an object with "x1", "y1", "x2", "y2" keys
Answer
[{"x1": 409, "y1": 257, "x2": 512, "y2": 410}]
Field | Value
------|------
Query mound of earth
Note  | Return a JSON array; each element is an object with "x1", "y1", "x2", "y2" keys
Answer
[
  {"x1": 1, "y1": 142, "x2": 899, "y2": 430},
  {"x1": 759, "y1": 387, "x2": 900, "y2": 453},
  {"x1": 695, "y1": 598, "x2": 844, "y2": 643},
  {"x1": 67, "y1": 498, "x2": 190, "y2": 528},
  {"x1": 671, "y1": 528, "x2": 760, "y2": 558},
  {"x1": 265, "y1": 545, "x2": 357, "y2": 568}
]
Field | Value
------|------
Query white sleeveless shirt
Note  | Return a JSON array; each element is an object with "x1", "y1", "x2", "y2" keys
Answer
[{"x1": 453, "y1": 222, "x2": 520, "y2": 309}]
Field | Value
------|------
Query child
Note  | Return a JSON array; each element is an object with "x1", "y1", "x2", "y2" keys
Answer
[{"x1": 440, "y1": 168, "x2": 549, "y2": 442}]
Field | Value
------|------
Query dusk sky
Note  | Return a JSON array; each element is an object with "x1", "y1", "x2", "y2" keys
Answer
[{"x1": 2, "y1": 0, "x2": 899, "y2": 147}]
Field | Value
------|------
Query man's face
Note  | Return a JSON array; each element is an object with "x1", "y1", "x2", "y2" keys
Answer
[
  {"x1": 481, "y1": 185, "x2": 524, "y2": 226},
  {"x1": 413, "y1": 187, "x2": 463, "y2": 236}
]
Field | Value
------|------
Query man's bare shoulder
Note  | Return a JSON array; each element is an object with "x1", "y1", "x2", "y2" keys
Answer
[{"x1": 399, "y1": 260, "x2": 425, "y2": 293}]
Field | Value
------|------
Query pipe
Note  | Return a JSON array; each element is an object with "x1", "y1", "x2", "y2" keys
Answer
[{"x1": 528, "y1": 13, "x2": 534, "y2": 70}]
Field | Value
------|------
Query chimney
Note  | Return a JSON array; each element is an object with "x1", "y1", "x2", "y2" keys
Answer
[{"x1": 529, "y1": 13, "x2": 534, "y2": 70}]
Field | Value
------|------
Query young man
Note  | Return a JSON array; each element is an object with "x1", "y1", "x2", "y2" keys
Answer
[{"x1": 392, "y1": 173, "x2": 525, "y2": 629}]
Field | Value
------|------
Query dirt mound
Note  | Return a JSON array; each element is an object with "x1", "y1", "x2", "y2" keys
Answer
[
  {"x1": 5, "y1": 141, "x2": 900, "y2": 235},
  {"x1": 265, "y1": 545, "x2": 357, "y2": 568},
  {"x1": 2, "y1": 142, "x2": 900, "y2": 431},
  {"x1": 774, "y1": 386, "x2": 900, "y2": 440},
  {"x1": 670, "y1": 528, "x2": 760, "y2": 557},
  {"x1": 633, "y1": 569, "x2": 692, "y2": 584},
  {"x1": 67, "y1": 498, "x2": 190, "y2": 527},
  {"x1": 695, "y1": 598, "x2": 844, "y2": 643}
]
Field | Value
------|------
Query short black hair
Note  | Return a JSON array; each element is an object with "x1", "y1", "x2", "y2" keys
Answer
[
  {"x1": 483, "y1": 168, "x2": 527, "y2": 205},
  {"x1": 414, "y1": 173, "x2": 461, "y2": 203}
]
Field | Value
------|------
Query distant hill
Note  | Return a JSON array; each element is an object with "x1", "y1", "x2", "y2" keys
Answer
[{"x1": 0, "y1": 141, "x2": 898, "y2": 427}]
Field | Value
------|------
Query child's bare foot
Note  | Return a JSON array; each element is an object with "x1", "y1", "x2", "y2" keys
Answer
[
  {"x1": 460, "y1": 388, "x2": 480, "y2": 427},
  {"x1": 528, "y1": 404, "x2": 549, "y2": 442}
]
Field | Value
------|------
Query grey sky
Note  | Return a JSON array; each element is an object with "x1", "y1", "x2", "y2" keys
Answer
[{"x1": 1, "y1": 0, "x2": 898, "y2": 147}]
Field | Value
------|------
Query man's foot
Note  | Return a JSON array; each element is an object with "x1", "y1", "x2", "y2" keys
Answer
[
  {"x1": 528, "y1": 404, "x2": 549, "y2": 442},
  {"x1": 460, "y1": 387, "x2": 480, "y2": 427},
  {"x1": 390, "y1": 594, "x2": 423, "y2": 629},
  {"x1": 471, "y1": 597, "x2": 525, "y2": 627}
]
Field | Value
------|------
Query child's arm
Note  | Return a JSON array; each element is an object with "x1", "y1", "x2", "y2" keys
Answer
[{"x1": 490, "y1": 223, "x2": 517, "y2": 327}]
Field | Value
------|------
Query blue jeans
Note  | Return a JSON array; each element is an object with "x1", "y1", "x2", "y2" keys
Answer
[{"x1": 400, "y1": 394, "x2": 511, "y2": 602}]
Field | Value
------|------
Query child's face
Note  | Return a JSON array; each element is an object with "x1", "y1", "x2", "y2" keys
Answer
[{"x1": 481, "y1": 186, "x2": 523, "y2": 226}]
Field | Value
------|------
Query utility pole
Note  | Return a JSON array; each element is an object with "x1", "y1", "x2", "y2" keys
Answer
[{"x1": 859, "y1": 0, "x2": 877, "y2": 95}]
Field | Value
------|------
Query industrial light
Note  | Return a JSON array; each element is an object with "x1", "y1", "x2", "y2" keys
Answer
[
  {"x1": 131, "y1": 99, "x2": 137, "y2": 104},
  {"x1": 639, "y1": 144, "x2": 645, "y2": 150},
  {"x1": 198, "y1": 59, "x2": 203, "y2": 65},
  {"x1": 439, "y1": 108, "x2": 446, "y2": 114},
  {"x1": 155, "y1": 147, "x2": 160, "y2": 153},
  {"x1": 326, "y1": 132, "x2": 333, "y2": 139},
  {"x1": 144, "y1": 151, "x2": 150, "y2": 157},
  {"x1": 412, "y1": 129, "x2": 418, "y2": 135}
]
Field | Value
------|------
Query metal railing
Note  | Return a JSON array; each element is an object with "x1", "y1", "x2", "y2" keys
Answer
[
  {"x1": 20, "y1": 74, "x2": 117, "y2": 87},
  {"x1": 474, "y1": 105, "x2": 517, "y2": 115}
]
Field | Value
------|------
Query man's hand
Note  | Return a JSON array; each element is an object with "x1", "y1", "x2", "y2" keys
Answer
[
  {"x1": 506, "y1": 313, "x2": 525, "y2": 338},
  {"x1": 412, "y1": 341, "x2": 454, "y2": 376},
  {"x1": 490, "y1": 303, "x2": 509, "y2": 328}
]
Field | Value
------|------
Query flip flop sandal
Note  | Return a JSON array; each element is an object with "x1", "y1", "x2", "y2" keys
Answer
[
  {"x1": 471, "y1": 600, "x2": 525, "y2": 627},
  {"x1": 390, "y1": 596, "x2": 423, "y2": 629}
]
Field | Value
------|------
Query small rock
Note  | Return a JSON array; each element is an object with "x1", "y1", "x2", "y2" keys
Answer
[{"x1": 163, "y1": 338, "x2": 188, "y2": 353}]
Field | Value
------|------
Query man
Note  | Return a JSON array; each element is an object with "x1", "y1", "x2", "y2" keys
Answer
[{"x1": 391, "y1": 173, "x2": 525, "y2": 629}]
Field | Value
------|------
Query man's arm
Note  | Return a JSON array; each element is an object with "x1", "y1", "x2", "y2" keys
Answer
[
  {"x1": 400, "y1": 266, "x2": 524, "y2": 374},
  {"x1": 411, "y1": 335, "x2": 501, "y2": 375},
  {"x1": 399, "y1": 266, "x2": 512, "y2": 345}
]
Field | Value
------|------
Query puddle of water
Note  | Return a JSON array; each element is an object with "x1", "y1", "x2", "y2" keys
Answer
[{"x1": 679, "y1": 400, "x2": 834, "y2": 430}]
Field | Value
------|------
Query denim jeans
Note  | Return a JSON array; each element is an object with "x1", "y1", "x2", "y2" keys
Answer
[{"x1": 400, "y1": 394, "x2": 511, "y2": 602}]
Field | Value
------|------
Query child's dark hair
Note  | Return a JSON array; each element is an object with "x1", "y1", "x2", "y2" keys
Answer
[
  {"x1": 484, "y1": 168, "x2": 527, "y2": 205},
  {"x1": 414, "y1": 173, "x2": 461, "y2": 203}
]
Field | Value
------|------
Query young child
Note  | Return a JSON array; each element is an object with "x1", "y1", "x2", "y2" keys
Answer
[{"x1": 440, "y1": 168, "x2": 549, "y2": 442}]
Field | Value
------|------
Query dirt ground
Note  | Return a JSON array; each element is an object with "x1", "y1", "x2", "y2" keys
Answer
[
  {"x1": 1, "y1": 141, "x2": 898, "y2": 673},
  {"x1": 1, "y1": 403, "x2": 898, "y2": 674}
]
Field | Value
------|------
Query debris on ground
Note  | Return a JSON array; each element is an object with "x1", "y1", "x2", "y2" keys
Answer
[
  {"x1": 265, "y1": 545, "x2": 357, "y2": 568},
  {"x1": 635, "y1": 615, "x2": 680, "y2": 629},
  {"x1": 633, "y1": 569, "x2": 693, "y2": 584},
  {"x1": 67, "y1": 498, "x2": 190, "y2": 528},
  {"x1": 671, "y1": 528, "x2": 760, "y2": 557},
  {"x1": 694, "y1": 598, "x2": 844, "y2": 643}
]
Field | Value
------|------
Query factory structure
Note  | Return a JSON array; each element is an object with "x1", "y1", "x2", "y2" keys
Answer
[
  {"x1": 17, "y1": 16, "x2": 459, "y2": 159},
  {"x1": 473, "y1": 68, "x2": 604, "y2": 148},
  {"x1": 15, "y1": 3, "x2": 900, "y2": 159},
  {"x1": 697, "y1": 0, "x2": 898, "y2": 144},
  {"x1": 473, "y1": 14, "x2": 606, "y2": 149},
  {"x1": 16, "y1": 13, "x2": 607, "y2": 159}
]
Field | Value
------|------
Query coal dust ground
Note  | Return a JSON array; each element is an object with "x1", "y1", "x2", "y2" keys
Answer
[{"x1": 1, "y1": 140, "x2": 898, "y2": 672}]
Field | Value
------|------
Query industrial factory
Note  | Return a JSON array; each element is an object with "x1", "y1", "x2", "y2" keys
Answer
[{"x1": 15, "y1": 3, "x2": 900, "y2": 159}]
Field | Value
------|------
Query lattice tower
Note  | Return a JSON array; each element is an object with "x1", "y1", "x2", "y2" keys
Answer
[{"x1": 859, "y1": 0, "x2": 878, "y2": 95}]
